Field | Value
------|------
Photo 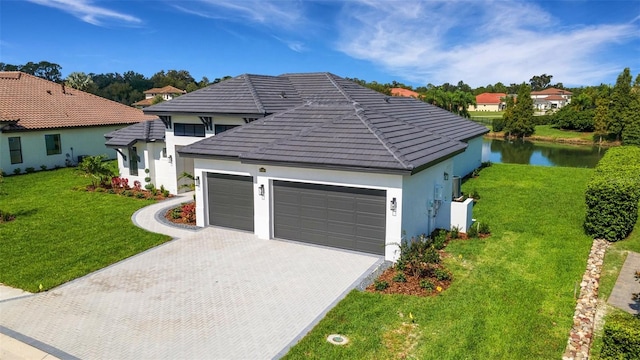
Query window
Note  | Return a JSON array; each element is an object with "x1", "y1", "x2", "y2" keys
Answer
[
  {"x1": 45, "y1": 134, "x2": 61, "y2": 155},
  {"x1": 8, "y1": 137, "x2": 22, "y2": 164},
  {"x1": 129, "y1": 147, "x2": 138, "y2": 176},
  {"x1": 174, "y1": 123, "x2": 205, "y2": 137},
  {"x1": 214, "y1": 124, "x2": 240, "y2": 135}
]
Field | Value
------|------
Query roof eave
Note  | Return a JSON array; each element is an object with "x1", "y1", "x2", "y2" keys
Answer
[{"x1": 410, "y1": 147, "x2": 467, "y2": 175}]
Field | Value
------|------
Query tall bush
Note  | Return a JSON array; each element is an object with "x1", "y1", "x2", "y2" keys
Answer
[
  {"x1": 600, "y1": 312, "x2": 640, "y2": 359},
  {"x1": 584, "y1": 147, "x2": 640, "y2": 241}
]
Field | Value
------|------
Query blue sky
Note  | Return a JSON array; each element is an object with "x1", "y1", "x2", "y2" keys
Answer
[{"x1": 1, "y1": 0, "x2": 639, "y2": 88}]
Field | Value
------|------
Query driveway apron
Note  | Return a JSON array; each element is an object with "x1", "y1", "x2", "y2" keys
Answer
[{"x1": 1, "y1": 216, "x2": 381, "y2": 359}]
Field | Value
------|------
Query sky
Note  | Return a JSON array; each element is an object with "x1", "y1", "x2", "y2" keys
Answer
[{"x1": 0, "y1": 0, "x2": 639, "y2": 88}]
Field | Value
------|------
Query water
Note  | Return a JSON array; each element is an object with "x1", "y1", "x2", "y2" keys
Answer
[{"x1": 482, "y1": 137, "x2": 607, "y2": 168}]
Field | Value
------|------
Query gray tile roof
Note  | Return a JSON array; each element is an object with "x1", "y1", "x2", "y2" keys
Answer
[
  {"x1": 146, "y1": 72, "x2": 487, "y2": 173},
  {"x1": 105, "y1": 119, "x2": 165, "y2": 147}
]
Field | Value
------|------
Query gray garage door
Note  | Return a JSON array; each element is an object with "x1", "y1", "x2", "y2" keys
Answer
[
  {"x1": 207, "y1": 173, "x2": 254, "y2": 231},
  {"x1": 273, "y1": 181, "x2": 386, "y2": 255}
]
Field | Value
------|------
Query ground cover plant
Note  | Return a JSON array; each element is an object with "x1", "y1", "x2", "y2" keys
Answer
[
  {"x1": 284, "y1": 164, "x2": 594, "y2": 359},
  {"x1": 0, "y1": 166, "x2": 170, "y2": 292}
]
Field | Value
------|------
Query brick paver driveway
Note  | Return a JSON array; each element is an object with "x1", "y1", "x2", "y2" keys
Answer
[{"x1": 0, "y1": 227, "x2": 381, "y2": 359}]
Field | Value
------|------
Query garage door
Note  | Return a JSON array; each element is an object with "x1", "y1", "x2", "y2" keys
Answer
[
  {"x1": 273, "y1": 181, "x2": 386, "y2": 255},
  {"x1": 207, "y1": 173, "x2": 254, "y2": 231}
]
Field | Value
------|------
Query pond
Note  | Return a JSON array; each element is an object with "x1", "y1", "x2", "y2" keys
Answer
[{"x1": 482, "y1": 137, "x2": 607, "y2": 168}]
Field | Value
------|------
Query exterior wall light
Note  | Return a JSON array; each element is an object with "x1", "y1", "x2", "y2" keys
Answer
[
  {"x1": 444, "y1": 172, "x2": 449, "y2": 181},
  {"x1": 390, "y1": 197, "x2": 397, "y2": 211},
  {"x1": 195, "y1": 176, "x2": 200, "y2": 187},
  {"x1": 168, "y1": 155, "x2": 173, "y2": 164},
  {"x1": 259, "y1": 184, "x2": 265, "y2": 197}
]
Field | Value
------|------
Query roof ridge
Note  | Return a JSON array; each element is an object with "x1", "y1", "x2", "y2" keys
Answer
[
  {"x1": 353, "y1": 107, "x2": 414, "y2": 170},
  {"x1": 324, "y1": 73, "x2": 356, "y2": 103},
  {"x1": 143, "y1": 120, "x2": 151, "y2": 141},
  {"x1": 243, "y1": 74, "x2": 266, "y2": 114}
]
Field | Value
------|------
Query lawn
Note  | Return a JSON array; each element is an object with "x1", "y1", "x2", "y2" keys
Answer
[
  {"x1": 534, "y1": 125, "x2": 595, "y2": 141},
  {"x1": 0, "y1": 167, "x2": 170, "y2": 292},
  {"x1": 284, "y1": 164, "x2": 595, "y2": 359}
]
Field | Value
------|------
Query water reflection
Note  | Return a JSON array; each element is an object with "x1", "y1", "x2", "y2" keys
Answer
[{"x1": 482, "y1": 138, "x2": 607, "y2": 168}]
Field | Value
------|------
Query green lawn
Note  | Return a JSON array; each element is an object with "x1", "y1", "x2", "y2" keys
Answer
[
  {"x1": 0, "y1": 167, "x2": 170, "y2": 292},
  {"x1": 469, "y1": 110, "x2": 504, "y2": 119},
  {"x1": 285, "y1": 164, "x2": 595, "y2": 359},
  {"x1": 534, "y1": 125, "x2": 595, "y2": 141}
]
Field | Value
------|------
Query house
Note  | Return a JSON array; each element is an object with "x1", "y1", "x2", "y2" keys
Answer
[
  {"x1": 132, "y1": 85, "x2": 186, "y2": 108},
  {"x1": 106, "y1": 73, "x2": 488, "y2": 261},
  {"x1": 391, "y1": 87, "x2": 420, "y2": 98},
  {"x1": 531, "y1": 87, "x2": 572, "y2": 111},
  {"x1": 473, "y1": 92, "x2": 506, "y2": 111},
  {"x1": 0, "y1": 71, "x2": 156, "y2": 174}
]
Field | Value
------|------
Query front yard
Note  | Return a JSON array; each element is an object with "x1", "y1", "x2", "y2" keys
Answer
[
  {"x1": 285, "y1": 164, "x2": 597, "y2": 359},
  {"x1": 0, "y1": 167, "x2": 170, "y2": 292}
]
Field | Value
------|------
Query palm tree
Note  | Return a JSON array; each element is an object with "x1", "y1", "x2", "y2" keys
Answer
[{"x1": 65, "y1": 72, "x2": 94, "y2": 91}]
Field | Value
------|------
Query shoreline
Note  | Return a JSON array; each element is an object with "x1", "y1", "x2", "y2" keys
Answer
[{"x1": 484, "y1": 132, "x2": 620, "y2": 147}]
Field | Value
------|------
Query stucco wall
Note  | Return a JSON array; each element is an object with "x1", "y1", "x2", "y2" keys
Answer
[
  {"x1": 1, "y1": 125, "x2": 123, "y2": 174},
  {"x1": 193, "y1": 158, "x2": 405, "y2": 261},
  {"x1": 452, "y1": 136, "x2": 483, "y2": 178},
  {"x1": 401, "y1": 159, "x2": 453, "y2": 241}
]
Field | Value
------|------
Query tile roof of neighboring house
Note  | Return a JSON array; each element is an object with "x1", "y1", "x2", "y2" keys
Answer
[
  {"x1": 391, "y1": 88, "x2": 420, "y2": 98},
  {"x1": 475, "y1": 93, "x2": 506, "y2": 104},
  {"x1": 105, "y1": 119, "x2": 165, "y2": 147},
  {"x1": 0, "y1": 71, "x2": 156, "y2": 131},
  {"x1": 543, "y1": 95, "x2": 567, "y2": 101},
  {"x1": 143, "y1": 85, "x2": 186, "y2": 95},
  {"x1": 531, "y1": 87, "x2": 572, "y2": 96},
  {"x1": 176, "y1": 72, "x2": 488, "y2": 174},
  {"x1": 132, "y1": 98, "x2": 155, "y2": 107}
]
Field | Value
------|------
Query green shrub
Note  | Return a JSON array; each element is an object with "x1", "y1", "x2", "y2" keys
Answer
[
  {"x1": 144, "y1": 177, "x2": 152, "y2": 183},
  {"x1": 467, "y1": 224, "x2": 479, "y2": 238},
  {"x1": 171, "y1": 207, "x2": 182, "y2": 219},
  {"x1": 374, "y1": 280, "x2": 389, "y2": 291},
  {"x1": 434, "y1": 268, "x2": 451, "y2": 281},
  {"x1": 121, "y1": 190, "x2": 132, "y2": 197},
  {"x1": 420, "y1": 279, "x2": 435, "y2": 290},
  {"x1": 584, "y1": 147, "x2": 640, "y2": 241},
  {"x1": 479, "y1": 222, "x2": 490, "y2": 235},
  {"x1": 492, "y1": 118, "x2": 505, "y2": 132},
  {"x1": 136, "y1": 192, "x2": 145, "y2": 199},
  {"x1": 40, "y1": 165, "x2": 47, "y2": 171},
  {"x1": 449, "y1": 226, "x2": 460, "y2": 239},
  {"x1": 533, "y1": 114, "x2": 554, "y2": 125},
  {"x1": 13, "y1": 168, "x2": 21, "y2": 175},
  {"x1": 600, "y1": 312, "x2": 640, "y2": 359},
  {"x1": 393, "y1": 272, "x2": 407, "y2": 283},
  {"x1": 25, "y1": 167, "x2": 35, "y2": 173},
  {"x1": 107, "y1": 189, "x2": 116, "y2": 194}
]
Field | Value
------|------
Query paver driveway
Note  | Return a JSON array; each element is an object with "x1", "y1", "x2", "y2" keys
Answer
[{"x1": 0, "y1": 226, "x2": 381, "y2": 359}]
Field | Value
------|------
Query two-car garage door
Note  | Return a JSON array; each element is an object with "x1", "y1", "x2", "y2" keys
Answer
[
  {"x1": 273, "y1": 181, "x2": 386, "y2": 255},
  {"x1": 207, "y1": 174, "x2": 386, "y2": 255}
]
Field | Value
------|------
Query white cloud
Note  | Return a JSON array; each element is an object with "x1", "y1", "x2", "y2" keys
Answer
[
  {"x1": 335, "y1": 0, "x2": 640, "y2": 86},
  {"x1": 27, "y1": 0, "x2": 141, "y2": 26}
]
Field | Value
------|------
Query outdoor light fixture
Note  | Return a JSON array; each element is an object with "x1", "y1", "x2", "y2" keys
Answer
[
  {"x1": 168, "y1": 155, "x2": 173, "y2": 164},
  {"x1": 259, "y1": 184, "x2": 265, "y2": 197},
  {"x1": 444, "y1": 172, "x2": 449, "y2": 181},
  {"x1": 390, "y1": 197, "x2": 397, "y2": 211},
  {"x1": 195, "y1": 176, "x2": 200, "y2": 187}
]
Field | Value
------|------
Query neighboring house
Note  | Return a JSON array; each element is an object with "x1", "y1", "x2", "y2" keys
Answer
[
  {"x1": 391, "y1": 87, "x2": 420, "y2": 98},
  {"x1": 473, "y1": 92, "x2": 506, "y2": 111},
  {"x1": 531, "y1": 87, "x2": 572, "y2": 111},
  {"x1": 132, "y1": 85, "x2": 186, "y2": 108},
  {"x1": 106, "y1": 73, "x2": 488, "y2": 261},
  {"x1": 0, "y1": 71, "x2": 156, "y2": 174}
]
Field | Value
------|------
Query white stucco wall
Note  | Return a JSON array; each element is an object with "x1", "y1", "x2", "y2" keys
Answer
[
  {"x1": 193, "y1": 158, "x2": 405, "y2": 261},
  {"x1": 1, "y1": 126, "x2": 123, "y2": 174},
  {"x1": 401, "y1": 159, "x2": 453, "y2": 241},
  {"x1": 452, "y1": 136, "x2": 484, "y2": 178}
]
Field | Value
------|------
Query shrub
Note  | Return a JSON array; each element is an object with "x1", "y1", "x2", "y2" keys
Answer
[
  {"x1": 121, "y1": 190, "x2": 132, "y2": 197},
  {"x1": 420, "y1": 279, "x2": 435, "y2": 290},
  {"x1": 399, "y1": 234, "x2": 441, "y2": 277},
  {"x1": 467, "y1": 225, "x2": 479, "y2": 238},
  {"x1": 0, "y1": 210, "x2": 16, "y2": 223},
  {"x1": 180, "y1": 202, "x2": 196, "y2": 223},
  {"x1": 162, "y1": 189, "x2": 170, "y2": 198},
  {"x1": 107, "y1": 189, "x2": 116, "y2": 194},
  {"x1": 40, "y1": 165, "x2": 47, "y2": 171},
  {"x1": 470, "y1": 190, "x2": 481, "y2": 200},
  {"x1": 25, "y1": 167, "x2": 35, "y2": 173},
  {"x1": 133, "y1": 180, "x2": 142, "y2": 191},
  {"x1": 144, "y1": 177, "x2": 152, "y2": 183},
  {"x1": 434, "y1": 268, "x2": 451, "y2": 281},
  {"x1": 77, "y1": 155, "x2": 114, "y2": 188},
  {"x1": 171, "y1": 207, "x2": 182, "y2": 219},
  {"x1": 584, "y1": 147, "x2": 640, "y2": 241},
  {"x1": 136, "y1": 192, "x2": 145, "y2": 199},
  {"x1": 13, "y1": 168, "x2": 21, "y2": 175},
  {"x1": 492, "y1": 118, "x2": 505, "y2": 132},
  {"x1": 433, "y1": 232, "x2": 446, "y2": 250},
  {"x1": 479, "y1": 222, "x2": 491, "y2": 235},
  {"x1": 600, "y1": 312, "x2": 640, "y2": 359},
  {"x1": 393, "y1": 272, "x2": 407, "y2": 283},
  {"x1": 374, "y1": 280, "x2": 389, "y2": 291},
  {"x1": 449, "y1": 226, "x2": 460, "y2": 239},
  {"x1": 145, "y1": 183, "x2": 155, "y2": 191}
]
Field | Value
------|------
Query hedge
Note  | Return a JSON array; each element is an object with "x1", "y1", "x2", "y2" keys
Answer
[
  {"x1": 584, "y1": 146, "x2": 640, "y2": 241},
  {"x1": 600, "y1": 312, "x2": 640, "y2": 359}
]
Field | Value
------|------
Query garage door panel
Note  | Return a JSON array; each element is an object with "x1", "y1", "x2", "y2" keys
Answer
[
  {"x1": 273, "y1": 180, "x2": 385, "y2": 255},
  {"x1": 208, "y1": 174, "x2": 254, "y2": 232}
]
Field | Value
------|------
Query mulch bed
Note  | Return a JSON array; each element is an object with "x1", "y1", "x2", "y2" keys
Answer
[
  {"x1": 366, "y1": 265, "x2": 452, "y2": 297},
  {"x1": 83, "y1": 185, "x2": 172, "y2": 201},
  {"x1": 164, "y1": 206, "x2": 196, "y2": 226}
]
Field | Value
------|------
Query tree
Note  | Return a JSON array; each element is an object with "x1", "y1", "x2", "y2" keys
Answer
[
  {"x1": 503, "y1": 84, "x2": 535, "y2": 137},
  {"x1": 593, "y1": 98, "x2": 609, "y2": 144},
  {"x1": 622, "y1": 74, "x2": 640, "y2": 146},
  {"x1": 151, "y1": 95, "x2": 165, "y2": 105},
  {"x1": 608, "y1": 68, "x2": 634, "y2": 141},
  {"x1": 150, "y1": 69, "x2": 195, "y2": 90},
  {"x1": 1, "y1": 61, "x2": 62, "y2": 82},
  {"x1": 65, "y1": 72, "x2": 94, "y2": 91},
  {"x1": 529, "y1": 74, "x2": 553, "y2": 91},
  {"x1": 76, "y1": 155, "x2": 115, "y2": 188}
]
